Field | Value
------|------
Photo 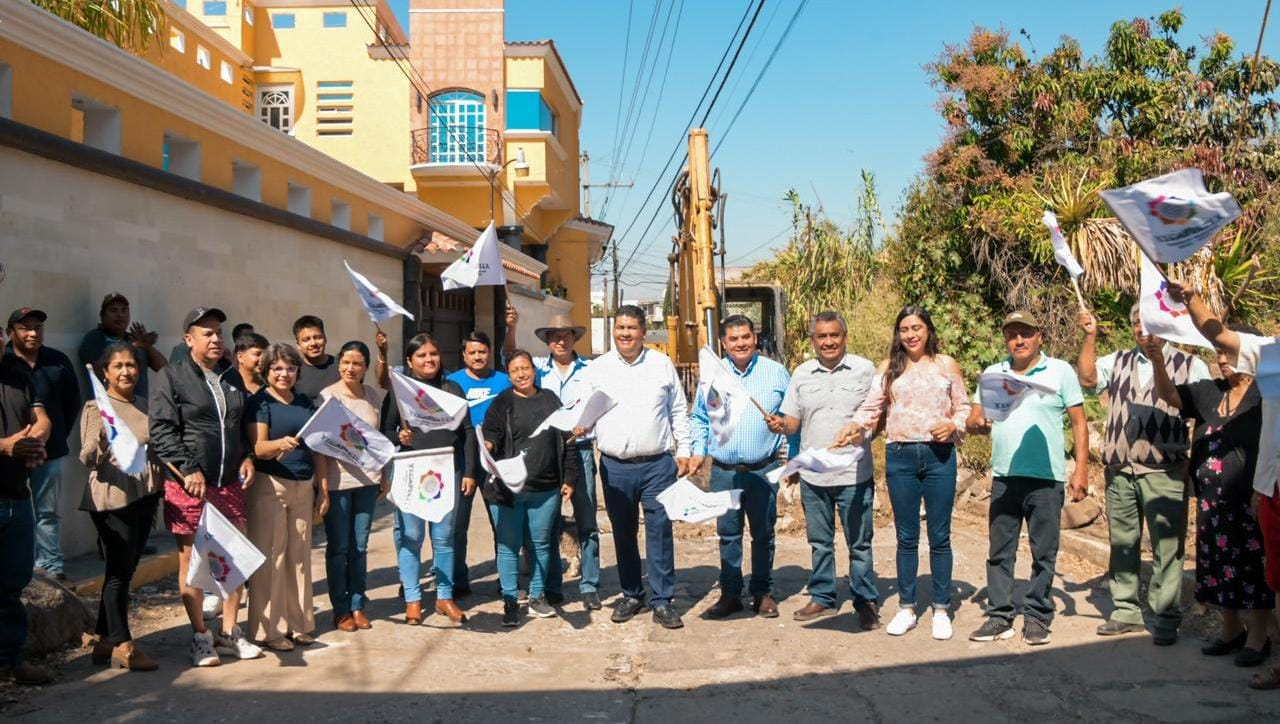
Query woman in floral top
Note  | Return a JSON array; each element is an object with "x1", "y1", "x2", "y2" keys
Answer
[{"x1": 1151, "y1": 327, "x2": 1274, "y2": 667}]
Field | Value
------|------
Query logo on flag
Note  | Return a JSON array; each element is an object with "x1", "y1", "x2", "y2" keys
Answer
[
  {"x1": 207, "y1": 552, "x2": 231, "y2": 583},
  {"x1": 417, "y1": 470, "x2": 444, "y2": 501},
  {"x1": 391, "y1": 369, "x2": 467, "y2": 431},
  {"x1": 339, "y1": 423, "x2": 367, "y2": 452},
  {"x1": 414, "y1": 388, "x2": 447, "y2": 415},
  {"x1": 1154, "y1": 282, "x2": 1188, "y2": 317},
  {"x1": 298, "y1": 396, "x2": 395, "y2": 470},
  {"x1": 387, "y1": 447, "x2": 456, "y2": 522},
  {"x1": 343, "y1": 260, "x2": 414, "y2": 324},
  {"x1": 1149, "y1": 196, "x2": 1197, "y2": 226},
  {"x1": 1099, "y1": 169, "x2": 1241, "y2": 263},
  {"x1": 656, "y1": 478, "x2": 743, "y2": 524},
  {"x1": 1138, "y1": 253, "x2": 1212, "y2": 348},
  {"x1": 186, "y1": 504, "x2": 266, "y2": 598},
  {"x1": 441, "y1": 222, "x2": 507, "y2": 290}
]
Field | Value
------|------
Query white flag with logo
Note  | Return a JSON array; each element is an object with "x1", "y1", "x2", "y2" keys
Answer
[
  {"x1": 1099, "y1": 169, "x2": 1241, "y2": 263},
  {"x1": 532, "y1": 389, "x2": 617, "y2": 436},
  {"x1": 390, "y1": 369, "x2": 468, "y2": 431},
  {"x1": 1041, "y1": 211, "x2": 1084, "y2": 278},
  {"x1": 697, "y1": 347, "x2": 748, "y2": 446},
  {"x1": 85, "y1": 364, "x2": 147, "y2": 475},
  {"x1": 476, "y1": 427, "x2": 528, "y2": 493},
  {"x1": 1138, "y1": 253, "x2": 1214, "y2": 349},
  {"x1": 344, "y1": 260, "x2": 413, "y2": 324},
  {"x1": 186, "y1": 503, "x2": 266, "y2": 598},
  {"x1": 442, "y1": 222, "x2": 507, "y2": 290},
  {"x1": 766, "y1": 446, "x2": 863, "y2": 485},
  {"x1": 977, "y1": 371, "x2": 1060, "y2": 422},
  {"x1": 298, "y1": 396, "x2": 395, "y2": 470},
  {"x1": 656, "y1": 477, "x2": 742, "y2": 524},
  {"x1": 387, "y1": 447, "x2": 455, "y2": 523}
]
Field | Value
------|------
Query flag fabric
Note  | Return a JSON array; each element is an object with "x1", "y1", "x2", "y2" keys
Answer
[
  {"x1": 390, "y1": 369, "x2": 468, "y2": 432},
  {"x1": 441, "y1": 222, "x2": 507, "y2": 290},
  {"x1": 1138, "y1": 253, "x2": 1214, "y2": 349},
  {"x1": 476, "y1": 427, "x2": 528, "y2": 493},
  {"x1": 697, "y1": 347, "x2": 748, "y2": 446},
  {"x1": 85, "y1": 364, "x2": 147, "y2": 475},
  {"x1": 298, "y1": 396, "x2": 396, "y2": 470},
  {"x1": 977, "y1": 371, "x2": 1060, "y2": 422},
  {"x1": 765, "y1": 446, "x2": 863, "y2": 485},
  {"x1": 656, "y1": 477, "x2": 742, "y2": 524},
  {"x1": 531, "y1": 389, "x2": 617, "y2": 436},
  {"x1": 1041, "y1": 211, "x2": 1084, "y2": 278},
  {"x1": 1099, "y1": 169, "x2": 1241, "y2": 263},
  {"x1": 387, "y1": 447, "x2": 456, "y2": 523},
  {"x1": 344, "y1": 260, "x2": 414, "y2": 324},
  {"x1": 186, "y1": 503, "x2": 266, "y2": 598}
]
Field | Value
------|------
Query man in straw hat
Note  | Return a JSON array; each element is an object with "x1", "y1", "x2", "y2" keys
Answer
[{"x1": 504, "y1": 308, "x2": 602, "y2": 610}]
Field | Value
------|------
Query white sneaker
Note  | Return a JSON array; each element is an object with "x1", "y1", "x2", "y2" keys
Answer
[
  {"x1": 189, "y1": 630, "x2": 220, "y2": 667},
  {"x1": 202, "y1": 592, "x2": 221, "y2": 619},
  {"x1": 932, "y1": 610, "x2": 953, "y2": 640},
  {"x1": 214, "y1": 625, "x2": 264, "y2": 660},
  {"x1": 886, "y1": 608, "x2": 918, "y2": 636}
]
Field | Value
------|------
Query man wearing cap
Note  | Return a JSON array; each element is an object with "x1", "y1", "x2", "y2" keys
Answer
[
  {"x1": 1077, "y1": 304, "x2": 1209, "y2": 645},
  {"x1": 504, "y1": 308, "x2": 602, "y2": 610},
  {"x1": 149, "y1": 307, "x2": 261, "y2": 667},
  {"x1": 4, "y1": 308, "x2": 81, "y2": 581},
  {"x1": 966, "y1": 311, "x2": 1089, "y2": 646},
  {"x1": 78, "y1": 292, "x2": 167, "y2": 400}
]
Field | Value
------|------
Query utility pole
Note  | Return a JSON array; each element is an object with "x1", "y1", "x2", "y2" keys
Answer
[
  {"x1": 579, "y1": 151, "x2": 633, "y2": 219},
  {"x1": 601, "y1": 266, "x2": 611, "y2": 352},
  {"x1": 611, "y1": 241, "x2": 620, "y2": 337}
]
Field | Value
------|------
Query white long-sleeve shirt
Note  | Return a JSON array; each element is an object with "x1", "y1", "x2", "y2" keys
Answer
[{"x1": 583, "y1": 348, "x2": 690, "y2": 459}]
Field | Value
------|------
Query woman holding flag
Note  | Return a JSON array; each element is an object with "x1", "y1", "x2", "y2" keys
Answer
[
  {"x1": 80, "y1": 342, "x2": 162, "y2": 671},
  {"x1": 380, "y1": 333, "x2": 479, "y2": 625}
]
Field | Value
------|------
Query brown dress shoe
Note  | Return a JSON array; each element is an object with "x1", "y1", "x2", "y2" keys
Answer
[
  {"x1": 351, "y1": 610, "x2": 372, "y2": 630},
  {"x1": 112, "y1": 641, "x2": 159, "y2": 672},
  {"x1": 435, "y1": 599, "x2": 467, "y2": 624},
  {"x1": 855, "y1": 602, "x2": 881, "y2": 630},
  {"x1": 91, "y1": 637, "x2": 113, "y2": 665},
  {"x1": 334, "y1": 614, "x2": 358, "y2": 632},
  {"x1": 704, "y1": 594, "x2": 744, "y2": 619},
  {"x1": 753, "y1": 595, "x2": 780, "y2": 618},
  {"x1": 405, "y1": 601, "x2": 424, "y2": 625},
  {"x1": 1, "y1": 662, "x2": 53, "y2": 685},
  {"x1": 793, "y1": 601, "x2": 837, "y2": 622}
]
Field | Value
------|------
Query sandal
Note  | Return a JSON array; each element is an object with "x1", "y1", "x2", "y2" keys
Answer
[{"x1": 1249, "y1": 667, "x2": 1280, "y2": 691}]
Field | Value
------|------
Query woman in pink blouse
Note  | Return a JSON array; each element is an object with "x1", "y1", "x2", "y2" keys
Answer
[{"x1": 837, "y1": 306, "x2": 970, "y2": 640}]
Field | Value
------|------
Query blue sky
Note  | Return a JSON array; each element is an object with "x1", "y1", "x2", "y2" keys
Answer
[{"x1": 388, "y1": 1, "x2": 1276, "y2": 296}]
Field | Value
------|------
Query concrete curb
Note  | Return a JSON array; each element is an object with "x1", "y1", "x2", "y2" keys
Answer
[{"x1": 69, "y1": 550, "x2": 178, "y2": 597}]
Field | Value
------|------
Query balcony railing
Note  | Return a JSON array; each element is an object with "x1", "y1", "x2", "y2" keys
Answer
[{"x1": 410, "y1": 127, "x2": 502, "y2": 168}]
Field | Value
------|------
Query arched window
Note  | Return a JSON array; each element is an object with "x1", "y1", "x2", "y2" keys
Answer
[{"x1": 429, "y1": 90, "x2": 485, "y2": 164}]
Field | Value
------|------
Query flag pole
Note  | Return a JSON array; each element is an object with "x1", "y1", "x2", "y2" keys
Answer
[{"x1": 1070, "y1": 277, "x2": 1088, "y2": 312}]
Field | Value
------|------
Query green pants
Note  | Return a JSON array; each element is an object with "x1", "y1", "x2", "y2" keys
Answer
[{"x1": 1104, "y1": 466, "x2": 1187, "y2": 633}]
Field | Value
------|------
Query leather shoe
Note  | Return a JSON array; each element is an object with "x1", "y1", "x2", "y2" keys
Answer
[
  {"x1": 652, "y1": 605, "x2": 684, "y2": 629},
  {"x1": 793, "y1": 602, "x2": 837, "y2": 622},
  {"x1": 111, "y1": 641, "x2": 159, "y2": 671},
  {"x1": 753, "y1": 595, "x2": 779, "y2": 618},
  {"x1": 611, "y1": 596, "x2": 648, "y2": 623},
  {"x1": 334, "y1": 614, "x2": 358, "y2": 632},
  {"x1": 1235, "y1": 639, "x2": 1272, "y2": 667},
  {"x1": 405, "y1": 601, "x2": 423, "y2": 626},
  {"x1": 1201, "y1": 630, "x2": 1246, "y2": 655},
  {"x1": 705, "y1": 595, "x2": 744, "y2": 620},
  {"x1": 1097, "y1": 620, "x2": 1145, "y2": 636},
  {"x1": 351, "y1": 610, "x2": 372, "y2": 630},
  {"x1": 1, "y1": 662, "x2": 53, "y2": 685},
  {"x1": 91, "y1": 637, "x2": 113, "y2": 666},
  {"x1": 1152, "y1": 629, "x2": 1178, "y2": 646},
  {"x1": 582, "y1": 591, "x2": 602, "y2": 611},
  {"x1": 855, "y1": 602, "x2": 881, "y2": 631},
  {"x1": 435, "y1": 599, "x2": 467, "y2": 624}
]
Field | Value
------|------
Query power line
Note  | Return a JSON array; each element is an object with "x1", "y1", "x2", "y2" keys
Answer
[
  {"x1": 725, "y1": 224, "x2": 793, "y2": 264},
  {"x1": 605, "y1": 0, "x2": 636, "y2": 183}
]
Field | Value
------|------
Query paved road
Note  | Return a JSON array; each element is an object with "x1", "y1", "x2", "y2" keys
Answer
[{"x1": 10, "y1": 498, "x2": 1278, "y2": 722}]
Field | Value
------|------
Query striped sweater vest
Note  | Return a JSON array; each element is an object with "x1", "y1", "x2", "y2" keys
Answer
[{"x1": 1101, "y1": 347, "x2": 1195, "y2": 467}]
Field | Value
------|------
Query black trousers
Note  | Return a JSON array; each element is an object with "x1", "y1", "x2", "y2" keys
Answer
[
  {"x1": 985, "y1": 476, "x2": 1063, "y2": 626},
  {"x1": 88, "y1": 494, "x2": 159, "y2": 644}
]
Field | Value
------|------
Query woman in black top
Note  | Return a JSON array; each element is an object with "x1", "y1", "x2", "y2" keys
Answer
[
  {"x1": 482, "y1": 349, "x2": 579, "y2": 626},
  {"x1": 245, "y1": 343, "x2": 326, "y2": 651},
  {"x1": 379, "y1": 333, "x2": 478, "y2": 625}
]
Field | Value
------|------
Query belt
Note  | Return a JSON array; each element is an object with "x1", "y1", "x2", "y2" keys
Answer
[
  {"x1": 602, "y1": 452, "x2": 668, "y2": 465},
  {"x1": 712, "y1": 457, "x2": 775, "y2": 473}
]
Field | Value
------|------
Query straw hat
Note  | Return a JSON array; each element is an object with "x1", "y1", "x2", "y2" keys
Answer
[{"x1": 534, "y1": 314, "x2": 586, "y2": 344}]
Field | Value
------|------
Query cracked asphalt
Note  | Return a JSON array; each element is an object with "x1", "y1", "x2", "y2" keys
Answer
[{"x1": 11, "y1": 497, "x2": 1278, "y2": 723}]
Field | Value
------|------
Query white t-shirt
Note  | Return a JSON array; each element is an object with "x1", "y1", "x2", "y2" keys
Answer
[{"x1": 1239, "y1": 333, "x2": 1279, "y2": 496}]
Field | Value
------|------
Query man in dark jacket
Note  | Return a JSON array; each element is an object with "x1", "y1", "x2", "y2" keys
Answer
[
  {"x1": 77, "y1": 292, "x2": 166, "y2": 400},
  {"x1": 4, "y1": 308, "x2": 80, "y2": 580},
  {"x1": 149, "y1": 307, "x2": 260, "y2": 667}
]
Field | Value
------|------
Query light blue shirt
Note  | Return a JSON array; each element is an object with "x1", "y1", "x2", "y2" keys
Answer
[
  {"x1": 534, "y1": 354, "x2": 593, "y2": 442},
  {"x1": 690, "y1": 354, "x2": 792, "y2": 464}
]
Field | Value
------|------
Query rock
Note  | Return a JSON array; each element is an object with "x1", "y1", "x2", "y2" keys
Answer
[
  {"x1": 954, "y1": 468, "x2": 978, "y2": 496},
  {"x1": 1061, "y1": 496, "x2": 1103, "y2": 529},
  {"x1": 22, "y1": 570, "x2": 92, "y2": 655}
]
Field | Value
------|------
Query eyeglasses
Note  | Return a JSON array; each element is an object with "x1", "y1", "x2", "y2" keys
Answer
[{"x1": 269, "y1": 366, "x2": 299, "y2": 376}]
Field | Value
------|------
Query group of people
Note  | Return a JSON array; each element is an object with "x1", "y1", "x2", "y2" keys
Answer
[{"x1": 0, "y1": 285, "x2": 1276, "y2": 691}]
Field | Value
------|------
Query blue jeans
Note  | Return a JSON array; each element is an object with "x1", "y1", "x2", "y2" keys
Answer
[
  {"x1": 491, "y1": 488, "x2": 560, "y2": 603},
  {"x1": 800, "y1": 478, "x2": 877, "y2": 608},
  {"x1": 884, "y1": 442, "x2": 956, "y2": 609},
  {"x1": 395, "y1": 496, "x2": 466, "y2": 602},
  {"x1": 29, "y1": 458, "x2": 63, "y2": 574},
  {"x1": 452, "y1": 484, "x2": 481, "y2": 591},
  {"x1": 601, "y1": 454, "x2": 677, "y2": 606},
  {"x1": 0, "y1": 497, "x2": 35, "y2": 667},
  {"x1": 323, "y1": 485, "x2": 378, "y2": 616},
  {"x1": 547, "y1": 447, "x2": 600, "y2": 595},
  {"x1": 710, "y1": 463, "x2": 779, "y2": 597}
]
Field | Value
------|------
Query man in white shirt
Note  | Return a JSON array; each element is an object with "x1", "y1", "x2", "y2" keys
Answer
[{"x1": 579, "y1": 305, "x2": 692, "y2": 629}]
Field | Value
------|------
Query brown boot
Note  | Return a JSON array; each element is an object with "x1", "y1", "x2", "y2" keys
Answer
[
  {"x1": 704, "y1": 594, "x2": 744, "y2": 619},
  {"x1": 111, "y1": 641, "x2": 159, "y2": 672},
  {"x1": 1, "y1": 662, "x2": 53, "y2": 685},
  {"x1": 854, "y1": 601, "x2": 882, "y2": 631},
  {"x1": 91, "y1": 637, "x2": 113, "y2": 666},
  {"x1": 351, "y1": 610, "x2": 372, "y2": 630},
  {"x1": 334, "y1": 613, "x2": 358, "y2": 632},
  {"x1": 753, "y1": 595, "x2": 780, "y2": 618},
  {"x1": 405, "y1": 601, "x2": 423, "y2": 625},
  {"x1": 792, "y1": 601, "x2": 837, "y2": 622},
  {"x1": 435, "y1": 599, "x2": 467, "y2": 624}
]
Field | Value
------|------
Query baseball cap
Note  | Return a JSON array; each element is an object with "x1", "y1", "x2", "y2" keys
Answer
[
  {"x1": 182, "y1": 306, "x2": 227, "y2": 331},
  {"x1": 1001, "y1": 311, "x2": 1041, "y2": 330},
  {"x1": 6, "y1": 308, "x2": 47, "y2": 328},
  {"x1": 100, "y1": 292, "x2": 130, "y2": 313}
]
